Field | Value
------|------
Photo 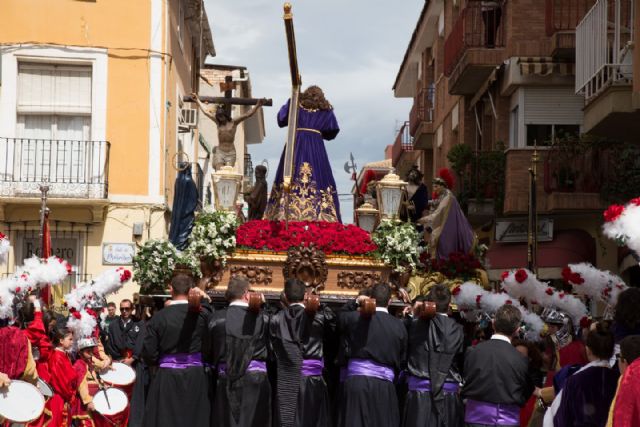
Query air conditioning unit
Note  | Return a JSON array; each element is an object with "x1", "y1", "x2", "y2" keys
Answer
[{"x1": 180, "y1": 108, "x2": 198, "y2": 128}]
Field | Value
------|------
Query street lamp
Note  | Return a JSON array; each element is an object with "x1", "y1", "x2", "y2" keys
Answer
[
  {"x1": 355, "y1": 202, "x2": 379, "y2": 233},
  {"x1": 212, "y1": 165, "x2": 242, "y2": 211},
  {"x1": 376, "y1": 171, "x2": 407, "y2": 221}
]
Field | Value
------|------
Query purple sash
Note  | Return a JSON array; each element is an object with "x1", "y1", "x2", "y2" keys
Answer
[
  {"x1": 346, "y1": 359, "x2": 395, "y2": 382},
  {"x1": 464, "y1": 399, "x2": 520, "y2": 426},
  {"x1": 407, "y1": 376, "x2": 460, "y2": 393},
  {"x1": 301, "y1": 359, "x2": 324, "y2": 377},
  {"x1": 158, "y1": 352, "x2": 207, "y2": 369},
  {"x1": 217, "y1": 360, "x2": 267, "y2": 376}
]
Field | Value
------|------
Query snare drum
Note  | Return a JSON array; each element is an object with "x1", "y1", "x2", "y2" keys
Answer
[
  {"x1": 37, "y1": 378, "x2": 54, "y2": 399},
  {"x1": 93, "y1": 388, "x2": 128, "y2": 416},
  {"x1": 99, "y1": 362, "x2": 136, "y2": 387},
  {"x1": 0, "y1": 380, "x2": 45, "y2": 423}
]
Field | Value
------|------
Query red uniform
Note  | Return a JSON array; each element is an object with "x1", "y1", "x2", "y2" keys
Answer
[
  {"x1": 612, "y1": 358, "x2": 640, "y2": 427},
  {"x1": 46, "y1": 349, "x2": 79, "y2": 427},
  {"x1": 0, "y1": 326, "x2": 30, "y2": 380},
  {"x1": 71, "y1": 359, "x2": 129, "y2": 427},
  {"x1": 25, "y1": 312, "x2": 53, "y2": 382}
]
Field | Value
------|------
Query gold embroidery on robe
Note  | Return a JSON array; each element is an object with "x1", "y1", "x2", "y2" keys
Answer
[{"x1": 265, "y1": 162, "x2": 339, "y2": 222}]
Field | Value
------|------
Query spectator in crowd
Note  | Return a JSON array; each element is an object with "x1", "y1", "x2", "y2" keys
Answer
[{"x1": 553, "y1": 323, "x2": 618, "y2": 427}]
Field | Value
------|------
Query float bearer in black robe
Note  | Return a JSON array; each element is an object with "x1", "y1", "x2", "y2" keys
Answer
[
  {"x1": 336, "y1": 283, "x2": 408, "y2": 427},
  {"x1": 269, "y1": 279, "x2": 336, "y2": 427},
  {"x1": 403, "y1": 284, "x2": 464, "y2": 427},
  {"x1": 106, "y1": 298, "x2": 147, "y2": 427},
  {"x1": 142, "y1": 274, "x2": 213, "y2": 427},
  {"x1": 462, "y1": 304, "x2": 534, "y2": 427},
  {"x1": 205, "y1": 277, "x2": 271, "y2": 427}
]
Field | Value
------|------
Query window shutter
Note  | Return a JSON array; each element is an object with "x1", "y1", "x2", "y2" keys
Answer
[{"x1": 523, "y1": 87, "x2": 583, "y2": 125}]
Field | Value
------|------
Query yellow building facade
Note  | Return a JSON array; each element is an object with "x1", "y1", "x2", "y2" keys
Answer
[{"x1": 0, "y1": 0, "x2": 214, "y2": 307}]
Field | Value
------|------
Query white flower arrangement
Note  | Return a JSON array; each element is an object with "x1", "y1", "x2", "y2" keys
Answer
[
  {"x1": 133, "y1": 239, "x2": 179, "y2": 294},
  {"x1": 372, "y1": 220, "x2": 423, "y2": 273},
  {"x1": 188, "y1": 208, "x2": 238, "y2": 266}
]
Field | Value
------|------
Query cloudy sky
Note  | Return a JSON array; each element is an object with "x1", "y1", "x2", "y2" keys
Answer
[{"x1": 203, "y1": 0, "x2": 423, "y2": 223}]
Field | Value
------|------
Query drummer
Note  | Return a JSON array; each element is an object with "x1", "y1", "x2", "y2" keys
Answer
[
  {"x1": 73, "y1": 337, "x2": 129, "y2": 427},
  {"x1": 72, "y1": 337, "x2": 97, "y2": 426}
]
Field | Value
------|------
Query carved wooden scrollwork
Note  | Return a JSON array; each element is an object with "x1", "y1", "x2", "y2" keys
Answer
[
  {"x1": 337, "y1": 271, "x2": 381, "y2": 290},
  {"x1": 283, "y1": 244, "x2": 328, "y2": 292},
  {"x1": 229, "y1": 266, "x2": 273, "y2": 287}
]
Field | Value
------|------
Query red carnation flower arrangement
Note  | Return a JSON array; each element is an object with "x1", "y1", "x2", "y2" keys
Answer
[
  {"x1": 500, "y1": 271, "x2": 510, "y2": 281},
  {"x1": 545, "y1": 287, "x2": 554, "y2": 296},
  {"x1": 236, "y1": 220, "x2": 377, "y2": 255},
  {"x1": 514, "y1": 269, "x2": 528, "y2": 283}
]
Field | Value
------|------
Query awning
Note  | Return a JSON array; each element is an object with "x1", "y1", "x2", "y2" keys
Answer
[
  {"x1": 469, "y1": 69, "x2": 498, "y2": 110},
  {"x1": 518, "y1": 57, "x2": 575, "y2": 76},
  {"x1": 486, "y1": 229, "x2": 596, "y2": 272}
]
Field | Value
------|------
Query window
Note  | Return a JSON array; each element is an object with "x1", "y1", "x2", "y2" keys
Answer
[
  {"x1": 510, "y1": 106, "x2": 519, "y2": 147},
  {"x1": 177, "y1": 0, "x2": 184, "y2": 51},
  {"x1": 16, "y1": 63, "x2": 92, "y2": 182},
  {"x1": 526, "y1": 124, "x2": 580, "y2": 146}
]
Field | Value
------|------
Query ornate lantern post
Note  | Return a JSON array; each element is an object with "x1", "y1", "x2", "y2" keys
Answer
[
  {"x1": 212, "y1": 165, "x2": 243, "y2": 211},
  {"x1": 355, "y1": 202, "x2": 379, "y2": 233},
  {"x1": 375, "y1": 171, "x2": 407, "y2": 221}
]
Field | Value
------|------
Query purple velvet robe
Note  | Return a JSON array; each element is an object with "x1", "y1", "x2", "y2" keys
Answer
[
  {"x1": 554, "y1": 365, "x2": 619, "y2": 427},
  {"x1": 265, "y1": 99, "x2": 342, "y2": 223}
]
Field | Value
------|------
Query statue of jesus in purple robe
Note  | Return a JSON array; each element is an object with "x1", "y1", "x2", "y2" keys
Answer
[{"x1": 264, "y1": 86, "x2": 342, "y2": 223}]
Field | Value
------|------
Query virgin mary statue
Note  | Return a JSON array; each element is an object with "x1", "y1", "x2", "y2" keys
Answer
[{"x1": 264, "y1": 86, "x2": 342, "y2": 223}]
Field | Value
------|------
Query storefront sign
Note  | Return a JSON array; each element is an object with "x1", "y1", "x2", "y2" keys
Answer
[
  {"x1": 102, "y1": 243, "x2": 135, "y2": 265},
  {"x1": 495, "y1": 218, "x2": 554, "y2": 243},
  {"x1": 24, "y1": 238, "x2": 77, "y2": 264}
]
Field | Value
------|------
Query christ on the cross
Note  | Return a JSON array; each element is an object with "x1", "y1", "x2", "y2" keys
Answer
[{"x1": 191, "y1": 92, "x2": 264, "y2": 169}]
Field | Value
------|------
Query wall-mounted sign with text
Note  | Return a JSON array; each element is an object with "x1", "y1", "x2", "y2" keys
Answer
[
  {"x1": 102, "y1": 243, "x2": 135, "y2": 265},
  {"x1": 495, "y1": 218, "x2": 554, "y2": 243}
]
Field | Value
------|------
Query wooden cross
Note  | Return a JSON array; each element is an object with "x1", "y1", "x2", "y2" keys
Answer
[{"x1": 183, "y1": 74, "x2": 273, "y2": 109}]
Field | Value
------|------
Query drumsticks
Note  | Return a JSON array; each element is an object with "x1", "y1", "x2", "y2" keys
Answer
[{"x1": 92, "y1": 371, "x2": 112, "y2": 411}]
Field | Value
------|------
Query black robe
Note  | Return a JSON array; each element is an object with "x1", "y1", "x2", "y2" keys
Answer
[
  {"x1": 462, "y1": 338, "x2": 534, "y2": 427},
  {"x1": 336, "y1": 309, "x2": 408, "y2": 427},
  {"x1": 403, "y1": 314, "x2": 464, "y2": 427},
  {"x1": 142, "y1": 303, "x2": 213, "y2": 427},
  {"x1": 107, "y1": 317, "x2": 148, "y2": 427},
  {"x1": 269, "y1": 304, "x2": 337, "y2": 427},
  {"x1": 205, "y1": 304, "x2": 271, "y2": 427}
]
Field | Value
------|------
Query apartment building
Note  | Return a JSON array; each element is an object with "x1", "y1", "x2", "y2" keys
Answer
[
  {"x1": 0, "y1": 0, "x2": 214, "y2": 305},
  {"x1": 393, "y1": 0, "x2": 637, "y2": 281}
]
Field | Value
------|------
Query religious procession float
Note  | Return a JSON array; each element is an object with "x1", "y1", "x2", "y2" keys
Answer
[{"x1": 130, "y1": 4, "x2": 489, "y2": 309}]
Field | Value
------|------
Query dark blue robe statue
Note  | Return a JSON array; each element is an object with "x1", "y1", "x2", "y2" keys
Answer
[{"x1": 265, "y1": 99, "x2": 342, "y2": 223}]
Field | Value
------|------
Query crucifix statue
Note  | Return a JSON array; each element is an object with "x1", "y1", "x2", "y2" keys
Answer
[{"x1": 187, "y1": 75, "x2": 272, "y2": 170}]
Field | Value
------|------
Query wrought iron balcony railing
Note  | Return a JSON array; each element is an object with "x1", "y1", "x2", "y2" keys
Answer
[
  {"x1": 444, "y1": 0, "x2": 506, "y2": 77},
  {"x1": 0, "y1": 138, "x2": 110, "y2": 199}
]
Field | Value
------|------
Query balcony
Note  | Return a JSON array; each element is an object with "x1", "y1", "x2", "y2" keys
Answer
[
  {"x1": 444, "y1": 0, "x2": 507, "y2": 95},
  {"x1": 409, "y1": 86, "x2": 435, "y2": 149},
  {"x1": 0, "y1": 138, "x2": 109, "y2": 199},
  {"x1": 576, "y1": 0, "x2": 639, "y2": 139},
  {"x1": 503, "y1": 148, "x2": 610, "y2": 214},
  {"x1": 545, "y1": 0, "x2": 597, "y2": 58},
  {"x1": 391, "y1": 122, "x2": 419, "y2": 178}
]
